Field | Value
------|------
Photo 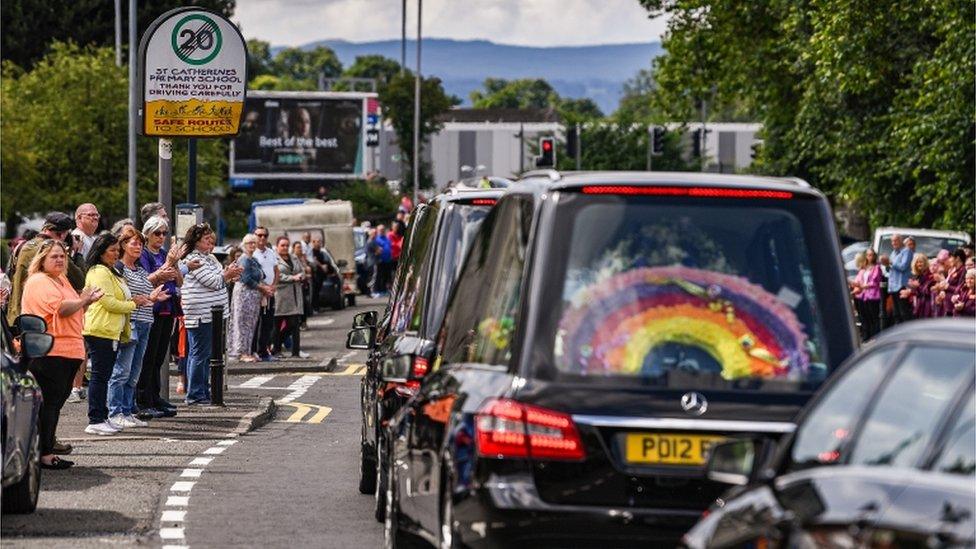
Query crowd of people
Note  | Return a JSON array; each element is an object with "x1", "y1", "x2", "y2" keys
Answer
[
  {"x1": 0, "y1": 201, "x2": 335, "y2": 471},
  {"x1": 851, "y1": 233, "x2": 975, "y2": 340},
  {"x1": 360, "y1": 216, "x2": 407, "y2": 298}
]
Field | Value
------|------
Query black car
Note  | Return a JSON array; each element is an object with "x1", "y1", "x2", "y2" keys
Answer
[
  {"x1": 374, "y1": 171, "x2": 857, "y2": 547},
  {"x1": 348, "y1": 188, "x2": 504, "y2": 522},
  {"x1": 2, "y1": 313, "x2": 54, "y2": 514},
  {"x1": 685, "y1": 318, "x2": 975, "y2": 548},
  {"x1": 316, "y1": 246, "x2": 349, "y2": 311}
]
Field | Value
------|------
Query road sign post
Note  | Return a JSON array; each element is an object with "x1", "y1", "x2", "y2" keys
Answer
[{"x1": 139, "y1": 7, "x2": 248, "y2": 215}]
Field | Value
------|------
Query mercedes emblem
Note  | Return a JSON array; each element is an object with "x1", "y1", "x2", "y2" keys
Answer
[{"x1": 680, "y1": 392, "x2": 708, "y2": 416}]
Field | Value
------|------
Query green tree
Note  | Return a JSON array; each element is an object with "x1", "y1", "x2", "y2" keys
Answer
[
  {"x1": 1, "y1": 0, "x2": 236, "y2": 70},
  {"x1": 379, "y1": 71, "x2": 459, "y2": 189},
  {"x1": 639, "y1": 0, "x2": 974, "y2": 231},
  {"x1": 470, "y1": 78, "x2": 558, "y2": 109},
  {"x1": 1, "y1": 43, "x2": 227, "y2": 234},
  {"x1": 246, "y1": 38, "x2": 272, "y2": 80},
  {"x1": 270, "y1": 46, "x2": 342, "y2": 87},
  {"x1": 342, "y1": 55, "x2": 402, "y2": 90}
]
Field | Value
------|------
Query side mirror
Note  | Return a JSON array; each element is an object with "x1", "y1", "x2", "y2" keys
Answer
[
  {"x1": 706, "y1": 439, "x2": 758, "y2": 486},
  {"x1": 336, "y1": 259, "x2": 348, "y2": 269},
  {"x1": 20, "y1": 331, "x2": 54, "y2": 360},
  {"x1": 346, "y1": 327, "x2": 375, "y2": 350},
  {"x1": 352, "y1": 311, "x2": 378, "y2": 329},
  {"x1": 12, "y1": 314, "x2": 47, "y2": 337},
  {"x1": 380, "y1": 354, "x2": 430, "y2": 384}
]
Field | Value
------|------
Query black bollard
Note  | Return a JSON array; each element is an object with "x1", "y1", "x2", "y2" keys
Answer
[{"x1": 210, "y1": 305, "x2": 225, "y2": 406}]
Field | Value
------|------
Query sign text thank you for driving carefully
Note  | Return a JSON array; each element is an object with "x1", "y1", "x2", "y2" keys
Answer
[{"x1": 139, "y1": 8, "x2": 248, "y2": 137}]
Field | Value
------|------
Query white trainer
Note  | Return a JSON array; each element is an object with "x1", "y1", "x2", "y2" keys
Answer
[
  {"x1": 123, "y1": 414, "x2": 149, "y2": 427},
  {"x1": 107, "y1": 415, "x2": 127, "y2": 431},
  {"x1": 84, "y1": 422, "x2": 118, "y2": 436}
]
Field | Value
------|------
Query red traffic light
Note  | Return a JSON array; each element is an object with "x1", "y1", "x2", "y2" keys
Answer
[{"x1": 542, "y1": 139, "x2": 553, "y2": 152}]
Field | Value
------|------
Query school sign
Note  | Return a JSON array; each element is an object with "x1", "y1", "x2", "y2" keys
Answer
[{"x1": 139, "y1": 8, "x2": 248, "y2": 137}]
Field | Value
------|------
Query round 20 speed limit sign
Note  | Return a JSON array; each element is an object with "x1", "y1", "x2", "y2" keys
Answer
[{"x1": 139, "y1": 8, "x2": 248, "y2": 137}]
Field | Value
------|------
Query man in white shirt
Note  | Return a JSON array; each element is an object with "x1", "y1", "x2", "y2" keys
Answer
[{"x1": 251, "y1": 227, "x2": 280, "y2": 361}]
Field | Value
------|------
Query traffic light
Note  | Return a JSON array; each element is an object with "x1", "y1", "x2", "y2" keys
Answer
[
  {"x1": 566, "y1": 127, "x2": 578, "y2": 159},
  {"x1": 691, "y1": 128, "x2": 704, "y2": 158},
  {"x1": 366, "y1": 128, "x2": 379, "y2": 148},
  {"x1": 651, "y1": 126, "x2": 665, "y2": 156},
  {"x1": 536, "y1": 136, "x2": 556, "y2": 167}
]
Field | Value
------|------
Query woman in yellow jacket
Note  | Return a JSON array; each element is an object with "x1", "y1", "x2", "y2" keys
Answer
[{"x1": 82, "y1": 234, "x2": 154, "y2": 436}]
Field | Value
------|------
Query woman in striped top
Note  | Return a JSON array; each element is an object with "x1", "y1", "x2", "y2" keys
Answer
[
  {"x1": 109, "y1": 227, "x2": 168, "y2": 427},
  {"x1": 180, "y1": 223, "x2": 242, "y2": 405}
]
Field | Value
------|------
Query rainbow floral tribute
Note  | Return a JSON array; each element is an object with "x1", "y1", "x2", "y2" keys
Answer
[{"x1": 555, "y1": 266, "x2": 810, "y2": 380}]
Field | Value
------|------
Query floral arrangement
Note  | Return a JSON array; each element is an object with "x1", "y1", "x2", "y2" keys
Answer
[{"x1": 556, "y1": 266, "x2": 810, "y2": 380}]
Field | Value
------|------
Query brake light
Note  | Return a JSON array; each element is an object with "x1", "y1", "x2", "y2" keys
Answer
[
  {"x1": 475, "y1": 398, "x2": 585, "y2": 461},
  {"x1": 405, "y1": 356, "x2": 430, "y2": 391},
  {"x1": 580, "y1": 185, "x2": 793, "y2": 200},
  {"x1": 412, "y1": 356, "x2": 429, "y2": 378},
  {"x1": 468, "y1": 198, "x2": 497, "y2": 206}
]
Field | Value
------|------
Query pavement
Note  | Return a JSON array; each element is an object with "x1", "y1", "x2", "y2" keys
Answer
[{"x1": 1, "y1": 296, "x2": 387, "y2": 548}]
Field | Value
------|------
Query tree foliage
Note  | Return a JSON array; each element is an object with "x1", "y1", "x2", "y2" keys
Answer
[
  {"x1": 379, "y1": 71, "x2": 459, "y2": 189},
  {"x1": 270, "y1": 46, "x2": 342, "y2": 86},
  {"x1": 1, "y1": 43, "x2": 226, "y2": 233},
  {"x1": 640, "y1": 0, "x2": 974, "y2": 231},
  {"x1": 0, "y1": 0, "x2": 235, "y2": 70},
  {"x1": 342, "y1": 55, "x2": 402, "y2": 90}
]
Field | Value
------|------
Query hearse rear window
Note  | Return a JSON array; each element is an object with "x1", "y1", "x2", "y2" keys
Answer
[{"x1": 537, "y1": 191, "x2": 838, "y2": 390}]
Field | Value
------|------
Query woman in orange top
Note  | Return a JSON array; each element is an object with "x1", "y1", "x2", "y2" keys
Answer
[{"x1": 21, "y1": 240, "x2": 102, "y2": 469}]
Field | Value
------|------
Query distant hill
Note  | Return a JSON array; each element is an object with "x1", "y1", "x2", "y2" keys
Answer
[{"x1": 293, "y1": 38, "x2": 662, "y2": 115}]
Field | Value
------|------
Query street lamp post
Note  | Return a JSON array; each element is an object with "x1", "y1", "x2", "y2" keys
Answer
[
  {"x1": 412, "y1": 0, "x2": 422, "y2": 205},
  {"x1": 127, "y1": 0, "x2": 137, "y2": 220}
]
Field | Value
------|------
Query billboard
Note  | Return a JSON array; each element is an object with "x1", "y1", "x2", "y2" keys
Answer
[{"x1": 230, "y1": 91, "x2": 374, "y2": 181}]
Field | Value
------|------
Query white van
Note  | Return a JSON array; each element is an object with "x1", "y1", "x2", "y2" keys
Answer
[
  {"x1": 872, "y1": 227, "x2": 971, "y2": 258},
  {"x1": 251, "y1": 199, "x2": 358, "y2": 307}
]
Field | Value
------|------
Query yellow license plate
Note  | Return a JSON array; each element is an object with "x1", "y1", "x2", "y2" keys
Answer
[{"x1": 624, "y1": 433, "x2": 726, "y2": 466}]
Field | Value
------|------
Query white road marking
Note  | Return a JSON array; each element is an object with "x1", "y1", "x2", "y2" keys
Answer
[
  {"x1": 161, "y1": 510, "x2": 187, "y2": 522},
  {"x1": 162, "y1": 437, "x2": 241, "y2": 547},
  {"x1": 159, "y1": 528, "x2": 185, "y2": 540},
  {"x1": 275, "y1": 374, "x2": 321, "y2": 405},
  {"x1": 308, "y1": 317, "x2": 335, "y2": 327},
  {"x1": 337, "y1": 350, "x2": 358, "y2": 364},
  {"x1": 237, "y1": 374, "x2": 276, "y2": 388}
]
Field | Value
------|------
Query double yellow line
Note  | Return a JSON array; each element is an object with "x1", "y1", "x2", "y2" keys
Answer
[{"x1": 279, "y1": 402, "x2": 333, "y2": 424}]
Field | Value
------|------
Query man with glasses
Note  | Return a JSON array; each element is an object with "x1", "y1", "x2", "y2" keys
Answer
[
  {"x1": 251, "y1": 227, "x2": 279, "y2": 361},
  {"x1": 72, "y1": 203, "x2": 100, "y2": 258}
]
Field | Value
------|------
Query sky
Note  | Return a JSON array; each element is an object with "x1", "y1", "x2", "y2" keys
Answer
[{"x1": 233, "y1": 0, "x2": 667, "y2": 47}]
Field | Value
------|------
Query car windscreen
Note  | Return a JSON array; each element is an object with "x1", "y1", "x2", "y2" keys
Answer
[
  {"x1": 415, "y1": 202, "x2": 490, "y2": 335},
  {"x1": 877, "y1": 235, "x2": 968, "y2": 258},
  {"x1": 530, "y1": 191, "x2": 852, "y2": 392}
]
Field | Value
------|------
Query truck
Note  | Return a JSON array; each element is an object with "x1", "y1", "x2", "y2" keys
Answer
[{"x1": 249, "y1": 198, "x2": 358, "y2": 307}]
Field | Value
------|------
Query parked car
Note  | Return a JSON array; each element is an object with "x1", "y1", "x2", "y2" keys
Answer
[
  {"x1": 370, "y1": 171, "x2": 857, "y2": 547},
  {"x1": 348, "y1": 188, "x2": 504, "y2": 523},
  {"x1": 2, "y1": 314, "x2": 54, "y2": 514},
  {"x1": 684, "y1": 318, "x2": 975, "y2": 548},
  {"x1": 316, "y1": 246, "x2": 348, "y2": 311},
  {"x1": 841, "y1": 240, "x2": 870, "y2": 281},
  {"x1": 873, "y1": 226, "x2": 970, "y2": 258}
]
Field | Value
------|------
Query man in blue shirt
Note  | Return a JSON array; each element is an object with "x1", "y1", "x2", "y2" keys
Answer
[
  {"x1": 372, "y1": 225, "x2": 393, "y2": 297},
  {"x1": 887, "y1": 233, "x2": 914, "y2": 324}
]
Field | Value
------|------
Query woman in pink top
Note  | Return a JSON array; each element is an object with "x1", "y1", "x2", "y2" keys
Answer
[
  {"x1": 851, "y1": 248, "x2": 882, "y2": 340},
  {"x1": 21, "y1": 240, "x2": 102, "y2": 469}
]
